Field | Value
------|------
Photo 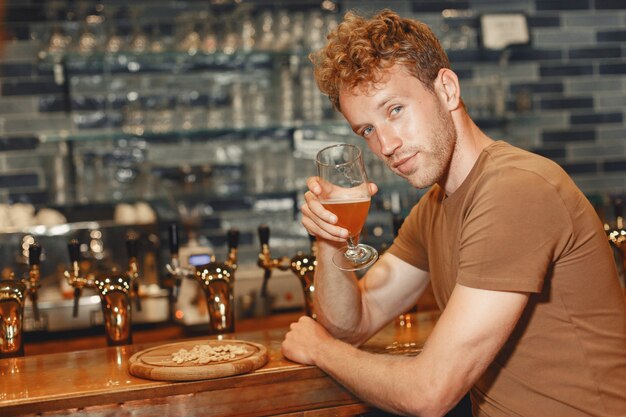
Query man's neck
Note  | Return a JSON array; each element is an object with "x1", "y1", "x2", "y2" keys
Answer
[{"x1": 439, "y1": 111, "x2": 494, "y2": 196}]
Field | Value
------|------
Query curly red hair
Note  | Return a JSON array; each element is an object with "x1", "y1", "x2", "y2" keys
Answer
[{"x1": 309, "y1": 9, "x2": 450, "y2": 111}]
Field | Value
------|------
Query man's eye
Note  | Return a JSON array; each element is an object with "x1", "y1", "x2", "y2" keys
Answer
[
  {"x1": 362, "y1": 127, "x2": 373, "y2": 137},
  {"x1": 391, "y1": 106, "x2": 403, "y2": 115}
]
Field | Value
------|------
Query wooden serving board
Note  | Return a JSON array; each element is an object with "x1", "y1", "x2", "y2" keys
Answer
[{"x1": 128, "y1": 339, "x2": 268, "y2": 381}]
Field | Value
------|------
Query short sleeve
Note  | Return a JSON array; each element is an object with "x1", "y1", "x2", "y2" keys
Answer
[
  {"x1": 387, "y1": 188, "x2": 441, "y2": 272},
  {"x1": 457, "y1": 167, "x2": 572, "y2": 293}
]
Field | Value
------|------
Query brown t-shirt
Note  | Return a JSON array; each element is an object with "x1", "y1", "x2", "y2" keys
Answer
[{"x1": 388, "y1": 141, "x2": 626, "y2": 416}]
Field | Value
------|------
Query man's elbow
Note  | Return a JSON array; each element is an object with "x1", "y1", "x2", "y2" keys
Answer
[{"x1": 398, "y1": 384, "x2": 465, "y2": 417}]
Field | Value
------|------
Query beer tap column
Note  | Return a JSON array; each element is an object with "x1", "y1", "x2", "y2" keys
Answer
[
  {"x1": 166, "y1": 224, "x2": 239, "y2": 334},
  {"x1": 64, "y1": 238, "x2": 134, "y2": 346},
  {"x1": 256, "y1": 225, "x2": 290, "y2": 299},
  {"x1": 27, "y1": 243, "x2": 42, "y2": 322},
  {"x1": 288, "y1": 234, "x2": 317, "y2": 319},
  {"x1": 166, "y1": 223, "x2": 196, "y2": 302},
  {"x1": 126, "y1": 234, "x2": 142, "y2": 312},
  {"x1": 64, "y1": 239, "x2": 92, "y2": 318},
  {"x1": 0, "y1": 242, "x2": 44, "y2": 358}
]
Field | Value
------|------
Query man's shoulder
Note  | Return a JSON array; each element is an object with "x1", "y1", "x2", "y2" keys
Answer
[{"x1": 480, "y1": 141, "x2": 569, "y2": 188}]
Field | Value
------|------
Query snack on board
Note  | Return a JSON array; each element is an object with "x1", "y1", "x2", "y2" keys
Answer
[{"x1": 172, "y1": 343, "x2": 248, "y2": 365}]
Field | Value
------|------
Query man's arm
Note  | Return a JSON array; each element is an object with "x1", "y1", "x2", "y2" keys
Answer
[
  {"x1": 313, "y1": 247, "x2": 431, "y2": 345},
  {"x1": 283, "y1": 284, "x2": 529, "y2": 417}
]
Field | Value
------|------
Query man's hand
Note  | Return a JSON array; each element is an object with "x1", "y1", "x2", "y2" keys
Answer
[
  {"x1": 281, "y1": 316, "x2": 334, "y2": 365},
  {"x1": 301, "y1": 176, "x2": 378, "y2": 243}
]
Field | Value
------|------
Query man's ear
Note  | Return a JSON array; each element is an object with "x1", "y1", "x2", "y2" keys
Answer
[{"x1": 434, "y1": 68, "x2": 461, "y2": 111}]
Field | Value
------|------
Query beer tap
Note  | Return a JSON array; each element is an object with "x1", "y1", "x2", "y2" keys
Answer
[
  {"x1": 288, "y1": 234, "x2": 317, "y2": 319},
  {"x1": 166, "y1": 223, "x2": 192, "y2": 302},
  {"x1": 64, "y1": 239, "x2": 91, "y2": 318},
  {"x1": 167, "y1": 224, "x2": 240, "y2": 334},
  {"x1": 256, "y1": 224, "x2": 290, "y2": 299},
  {"x1": 26, "y1": 243, "x2": 42, "y2": 322},
  {"x1": 256, "y1": 225, "x2": 318, "y2": 318},
  {"x1": 64, "y1": 235, "x2": 141, "y2": 346},
  {"x1": 607, "y1": 195, "x2": 626, "y2": 279},
  {"x1": 0, "y1": 242, "x2": 43, "y2": 358},
  {"x1": 126, "y1": 234, "x2": 142, "y2": 312}
]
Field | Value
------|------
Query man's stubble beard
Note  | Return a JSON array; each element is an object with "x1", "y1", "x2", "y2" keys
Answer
[{"x1": 390, "y1": 107, "x2": 458, "y2": 189}]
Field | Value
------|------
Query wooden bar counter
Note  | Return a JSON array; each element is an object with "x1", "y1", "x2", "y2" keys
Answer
[{"x1": 0, "y1": 311, "x2": 439, "y2": 417}]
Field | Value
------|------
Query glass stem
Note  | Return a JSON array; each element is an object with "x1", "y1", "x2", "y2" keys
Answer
[{"x1": 345, "y1": 237, "x2": 361, "y2": 259}]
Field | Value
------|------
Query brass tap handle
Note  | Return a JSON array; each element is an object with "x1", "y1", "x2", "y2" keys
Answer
[
  {"x1": 308, "y1": 234, "x2": 317, "y2": 256},
  {"x1": 66, "y1": 239, "x2": 83, "y2": 318},
  {"x1": 392, "y1": 215, "x2": 405, "y2": 237},
  {"x1": 126, "y1": 234, "x2": 142, "y2": 312},
  {"x1": 258, "y1": 224, "x2": 270, "y2": 255},
  {"x1": 167, "y1": 223, "x2": 183, "y2": 301},
  {"x1": 27, "y1": 243, "x2": 42, "y2": 322},
  {"x1": 257, "y1": 224, "x2": 272, "y2": 297},
  {"x1": 225, "y1": 228, "x2": 240, "y2": 269},
  {"x1": 169, "y1": 223, "x2": 180, "y2": 256}
]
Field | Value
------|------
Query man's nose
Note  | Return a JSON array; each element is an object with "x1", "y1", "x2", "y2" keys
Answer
[{"x1": 377, "y1": 124, "x2": 401, "y2": 156}]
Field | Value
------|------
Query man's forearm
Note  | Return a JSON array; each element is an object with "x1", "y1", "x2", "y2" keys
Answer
[{"x1": 313, "y1": 241, "x2": 366, "y2": 341}]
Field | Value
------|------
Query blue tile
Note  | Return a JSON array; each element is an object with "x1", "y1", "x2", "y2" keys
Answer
[
  {"x1": 4, "y1": 24, "x2": 31, "y2": 40},
  {"x1": 0, "y1": 136, "x2": 40, "y2": 151},
  {"x1": 453, "y1": 68, "x2": 474, "y2": 79},
  {"x1": 5, "y1": 5, "x2": 46, "y2": 22},
  {"x1": 540, "y1": 97, "x2": 593, "y2": 110},
  {"x1": 531, "y1": 146, "x2": 566, "y2": 159},
  {"x1": 536, "y1": 0, "x2": 591, "y2": 10},
  {"x1": 448, "y1": 50, "x2": 487, "y2": 63},
  {"x1": 560, "y1": 162, "x2": 598, "y2": 174},
  {"x1": 1, "y1": 79, "x2": 64, "y2": 96},
  {"x1": 526, "y1": 15, "x2": 561, "y2": 28},
  {"x1": 412, "y1": 1, "x2": 470, "y2": 12},
  {"x1": 443, "y1": 17, "x2": 479, "y2": 29},
  {"x1": 597, "y1": 30, "x2": 626, "y2": 42},
  {"x1": 38, "y1": 95, "x2": 66, "y2": 113},
  {"x1": 8, "y1": 191, "x2": 50, "y2": 205},
  {"x1": 568, "y1": 47, "x2": 622, "y2": 59},
  {"x1": 539, "y1": 64, "x2": 593, "y2": 77},
  {"x1": 72, "y1": 96, "x2": 106, "y2": 111},
  {"x1": 0, "y1": 63, "x2": 34, "y2": 77},
  {"x1": 570, "y1": 112, "x2": 623, "y2": 125},
  {"x1": 510, "y1": 82, "x2": 563, "y2": 94},
  {"x1": 509, "y1": 48, "x2": 562, "y2": 62},
  {"x1": 599, "y1": 63, "x2": 626, "y2": 75},
  {"x1": 542, "y1": 129, "x2": 596, "y2": 143},
  {"x1": 603, "y1": 160, "x2": 626, "y2": 172},
  {"x1": 0, "y1": 173, "x2": 40, "y2": 189},
  {"x1": 594, "y1": 0, "x2": 626, "y2": 9}
]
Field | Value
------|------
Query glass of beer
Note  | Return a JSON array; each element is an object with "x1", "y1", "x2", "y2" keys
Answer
[{"x1": 315, "y1": 143, "x2": 378, "y2": 271}]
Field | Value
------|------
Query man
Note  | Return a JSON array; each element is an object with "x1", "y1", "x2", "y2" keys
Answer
[{"x1": 281, "y1": 9, "x2": 626, "y2": 417}]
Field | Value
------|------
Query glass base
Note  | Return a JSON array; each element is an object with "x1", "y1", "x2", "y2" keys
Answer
[{"x1": 332, "y1": 244, "x2": 378, "y2": 271}]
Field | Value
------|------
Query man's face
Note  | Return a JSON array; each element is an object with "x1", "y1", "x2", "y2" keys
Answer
[{"x1": 339, "y1": 65, "x2": 457, "y2": 189}]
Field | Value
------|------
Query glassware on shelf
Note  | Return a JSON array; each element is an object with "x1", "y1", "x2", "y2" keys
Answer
[
  {"x1": 77, "y1": 24, "x2": 100, "y2": 54},
  {"x1": 46, "y1": 26, "x2": 72, "y2": 53},
  {"x1": 316, "y1": 144, "x2": 378, "y2": 271},
  {"x1": 105, "y1": 26, "x2": 125, "y2": 53},
  {"x1": 256, "y1": 10, "x2": 275, "y2": 51},
  {"x1": 201, "y1": 17, "x2": 219, "y2": 54},
  {"x1": 274, "y1": 10, "x2": 291, "y2": 51}
]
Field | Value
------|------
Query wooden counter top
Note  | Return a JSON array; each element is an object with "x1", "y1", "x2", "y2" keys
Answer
[{"x1": 1, "y1": 311, "x2": 439, "y2": 417}]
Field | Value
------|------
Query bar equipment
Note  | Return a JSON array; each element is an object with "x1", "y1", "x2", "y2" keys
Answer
[
  {"x1": 167, "y1": 224, "x2": 240, "y2": 334},
  {"x1": 287, "y1": 234, "x2": 317, "y2": 319},
  {"x1": 607, "y1": 195, "x2": 626, "y2": 287},
  {"x1": 64, "y1": 234, "x2": 141, "y2": 346},
  {"x1": 256, "y1": 225, "x2": 317, "y2": 319},
  {"x1": 0, "y1": 243, "x2": 42, "y2": 358}
]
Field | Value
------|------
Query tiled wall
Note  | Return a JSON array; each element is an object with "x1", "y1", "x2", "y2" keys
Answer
[{"x1": 0, "y1": 0, "x2": 625, "y2": 211}]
